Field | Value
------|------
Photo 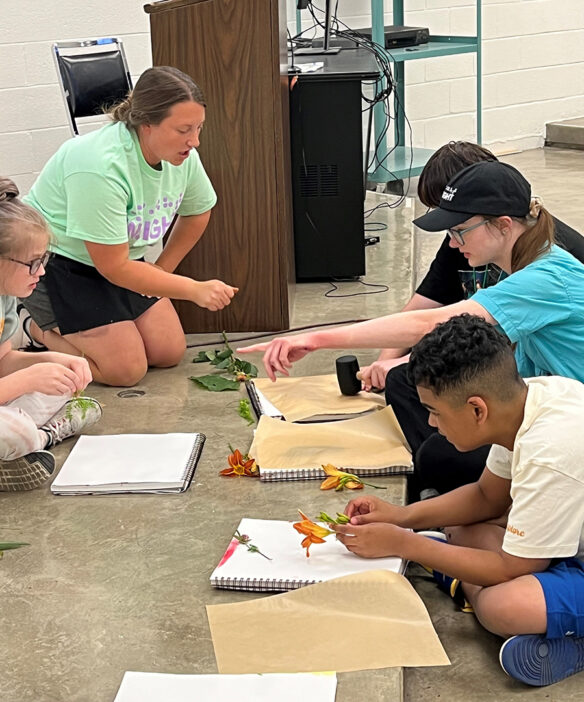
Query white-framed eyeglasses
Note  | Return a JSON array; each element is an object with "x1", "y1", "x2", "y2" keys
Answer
[
  {"x1": 447, "y1": 219, "x2": 489, "y2": 246},
  {"x1": 4, "y1": 251, "x2": 51, "y2": 275}
]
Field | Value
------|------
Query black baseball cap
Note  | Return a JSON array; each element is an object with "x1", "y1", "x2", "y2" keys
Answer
[{"x1": 413, "y1": 161, "x2": 532, "y2": 232}]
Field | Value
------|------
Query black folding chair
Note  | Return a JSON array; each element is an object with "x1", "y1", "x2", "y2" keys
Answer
[{"x1": 52, "y1": 38, "x2": 132, "y2": 135}]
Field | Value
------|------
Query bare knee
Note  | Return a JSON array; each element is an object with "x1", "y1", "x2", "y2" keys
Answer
[
  {"x1": 94, "y1": 360, "x2": 149, "y2": 387},
  {"x1": 471, "y1": 587, "x2": 522, "y2": 637},
  {"x1": 147, "y1": 336, "x2": 186, "y2": 369}
]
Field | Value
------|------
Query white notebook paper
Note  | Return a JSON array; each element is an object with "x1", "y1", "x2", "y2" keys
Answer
[
  {"x1": 113, "y1": 671, "x2": 337, "y2": 702},
  {"x1": 210, "y1": 517, "x2": 405, "y2": 592},
  {"x1": 51, "y1": 433, "x2": 205, "y2": 495}
]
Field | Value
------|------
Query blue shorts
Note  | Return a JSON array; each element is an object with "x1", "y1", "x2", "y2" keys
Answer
[{"x1": 533, "y1": 558, "x2": 584, "y2": 639}]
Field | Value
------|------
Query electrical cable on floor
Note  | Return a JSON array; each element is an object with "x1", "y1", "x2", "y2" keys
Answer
[
  {"x1": 185, "y1": 317, "x2": 374, "y2": 348},
  {"x1": 324, "y1": 278, "x2": 389, "y2": 298}
]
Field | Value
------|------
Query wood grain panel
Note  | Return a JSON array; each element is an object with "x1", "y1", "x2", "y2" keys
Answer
[{"x1": 146, "y1": 0, "x2": 294, "y2": 332}]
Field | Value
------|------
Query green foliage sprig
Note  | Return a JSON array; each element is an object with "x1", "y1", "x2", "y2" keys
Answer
[{"x1": 190, "y1": 332, "x2": 258, "y2": 393}]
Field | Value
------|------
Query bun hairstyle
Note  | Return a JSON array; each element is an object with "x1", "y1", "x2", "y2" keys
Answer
[
  {"x1": 109, "y1": 66, "x2": 206, "y2": 129},
  {"x1": 0, "y1": 177, "x2": 49, "y2": 258}
]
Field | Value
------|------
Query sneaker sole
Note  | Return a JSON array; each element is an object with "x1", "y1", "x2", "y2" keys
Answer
[
  {"x1": 0, "y1": 451, "x2": 56, "y2": 492},
  {"x1": 500, "y1": 634, "x2": 584, "y2": 687}
]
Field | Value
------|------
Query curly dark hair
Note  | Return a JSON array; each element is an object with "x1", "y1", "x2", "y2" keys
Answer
[{"x1": 407, "y1": 314, "x2": 523, "y2": 404}]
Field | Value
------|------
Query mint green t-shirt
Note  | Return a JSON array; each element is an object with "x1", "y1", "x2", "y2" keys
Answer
[{"x1": 24, "y1": 121, "x2": 217, "y2": 266}]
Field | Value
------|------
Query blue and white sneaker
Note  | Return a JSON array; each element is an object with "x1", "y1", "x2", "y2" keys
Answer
[{"x1": 500, "y1": 634, "x2": 584, "y2": 687}]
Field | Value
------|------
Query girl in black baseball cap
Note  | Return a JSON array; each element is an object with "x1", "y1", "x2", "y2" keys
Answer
[
  {"x1": 239, "y1": 158, "x2": 584, "y2": 484},
  {"x1": 412, "y1": 161, "x2": 551, "y2": 275}
]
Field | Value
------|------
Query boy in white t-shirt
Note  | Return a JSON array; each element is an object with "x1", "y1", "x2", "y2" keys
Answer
[{"x1": 334, "y1": 314, "x2": 584, "y2": 687}]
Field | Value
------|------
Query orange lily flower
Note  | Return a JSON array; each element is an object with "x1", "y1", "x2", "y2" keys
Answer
[
  {"x1": 293, "y1": 509, "x2": 334, "y2": 557},
  {"x1": 320, "y1": 463, "x2": 364, "y2": 491},
  {"x1": 220, "y1": 449, "x2": 259, "y2": 477}
]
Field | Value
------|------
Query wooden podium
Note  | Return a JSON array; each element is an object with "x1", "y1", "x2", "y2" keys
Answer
[{"x1": 144, "y1": 0, "x2": 294, "y2": 332}]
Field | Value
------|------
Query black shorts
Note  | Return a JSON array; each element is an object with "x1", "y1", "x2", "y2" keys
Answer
[{"x1": 23, "y1": 254, "x2": 160, "y2": 336}]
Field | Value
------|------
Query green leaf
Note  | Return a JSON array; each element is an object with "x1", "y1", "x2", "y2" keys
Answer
[
  {"x1": 192, "y1": 351, "x2": 210, "y2": 363},
  {"x1": 215, "y1": 348, "x2": 233, "y2": 361},
  {"x1": 214, "y1": 358, "x2": 232, "y2": 370},
  {"x1": 190, "y1": 375, "x2": 240, "y2": 392},
  {"x1": 235, "y1": 360, "x2": 258, "y2": 378},
  {"x1": 0, "y1": 542, "x2": 29, "y2": 551},
  {"x1": 238, "y1": 399, "x2": 255, "y2": 426}
]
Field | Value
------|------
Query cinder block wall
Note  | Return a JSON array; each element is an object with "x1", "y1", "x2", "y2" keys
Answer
[
  {"x1": 291, "y1": 0, "x2": 584, "y2": 153},
  {"x1": 0, "y1": 0, "x2": 152, "y2": 195},
  {"x1": 2, "y1": 1, "x2": 584, "y2": 194}
]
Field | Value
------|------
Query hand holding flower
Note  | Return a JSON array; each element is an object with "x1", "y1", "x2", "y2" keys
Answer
[
  {"x1": 333, "y1": 521, "x2": 405, "y2": 559},
  {"x1": 344, "y1": 495, "x2": 406, "y2": 525}
]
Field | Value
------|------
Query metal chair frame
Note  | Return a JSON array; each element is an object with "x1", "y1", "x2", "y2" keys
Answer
[{"x1": 52, "y1": 38, "x2": 132, "y2": 136}]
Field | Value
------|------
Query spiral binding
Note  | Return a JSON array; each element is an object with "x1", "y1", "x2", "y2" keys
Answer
[
  {"x1": 179, "y1": 433, "x2": 206, "y2": 491},
  {"x1": 211, "y1": 576, "x2": 319, "y2": 592}
]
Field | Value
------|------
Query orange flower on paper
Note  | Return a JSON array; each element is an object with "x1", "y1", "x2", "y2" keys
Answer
[
  {"x1": 220, "y1": 449, "x2": 259, "y2": 477},
  {"x1": 293, "y1": 509, "x2": 334, "y2": 557},
  {"x1": 320, "y1": 463, "x2": 364, "y2": 491},
  {"x1": 320, "y1": 463, "x2": 386, "y2": 491}
]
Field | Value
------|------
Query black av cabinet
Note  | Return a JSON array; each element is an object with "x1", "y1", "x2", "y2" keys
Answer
[{"x1": 290, "y1": 51, "x2": 378, "y2": 280}]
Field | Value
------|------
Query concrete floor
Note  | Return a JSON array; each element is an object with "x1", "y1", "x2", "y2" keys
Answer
[{"x1": 1, "y1": 146, "x2": 583, "y2": 701}]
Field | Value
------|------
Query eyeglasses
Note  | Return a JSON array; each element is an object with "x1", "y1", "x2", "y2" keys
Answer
[
  {"x1": 4, "y1": 251, "x2": 51, "y2": 275},
  {"x1": 447, "y1": 219, "x2": 489, "y2": 246}
]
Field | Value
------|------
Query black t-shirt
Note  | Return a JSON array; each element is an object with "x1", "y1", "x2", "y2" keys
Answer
[{"x1": 415, "y1": 216, "x2": 584, "y2": 305}]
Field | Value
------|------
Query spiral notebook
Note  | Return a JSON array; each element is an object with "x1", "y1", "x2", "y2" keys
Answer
[
  {"x1": 210, "y1": 518, "x2": 406, "y2": 592},
  {"x1": 250, "y1": 406, "x2": 412, "y2": 482},
  {"x1": 50, "y1": 433, "x2": 205, "y2": 495}
]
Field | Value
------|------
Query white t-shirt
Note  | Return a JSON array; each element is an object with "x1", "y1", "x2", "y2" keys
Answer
[{"x1": 487, "y1": 376, "x2": 584, "y2": 561}]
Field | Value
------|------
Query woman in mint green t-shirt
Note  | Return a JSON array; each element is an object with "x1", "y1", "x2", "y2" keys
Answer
[{"x1": 22, "y1": 66, "x2": 237, "y2": 387}]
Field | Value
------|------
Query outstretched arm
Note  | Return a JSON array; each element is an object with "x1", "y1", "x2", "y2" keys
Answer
[
  {"x1": 359, "y1": 293, "x2": 444, "y2": 390},
  {"x1": 239, "y1": 299, "x2": 495, "y2": 380}
]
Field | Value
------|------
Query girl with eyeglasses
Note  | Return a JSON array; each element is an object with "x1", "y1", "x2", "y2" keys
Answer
[
  {"x1": 238, "y1": 161, "x2": 584, "y2": 499},
  {"x1": 0, "y1": 178, "x2": 101, "y2": 491}
]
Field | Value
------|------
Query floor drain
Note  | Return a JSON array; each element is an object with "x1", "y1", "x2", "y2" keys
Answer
[{"x1": 117, "y1": 389, "x2": 146, "y2": 398}]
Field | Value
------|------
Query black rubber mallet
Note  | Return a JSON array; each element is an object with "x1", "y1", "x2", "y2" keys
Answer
[{"x1": 335, "y1": 355, "x2": 361, "y2": 396}]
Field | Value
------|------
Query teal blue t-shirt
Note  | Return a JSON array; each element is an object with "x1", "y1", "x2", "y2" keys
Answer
[
  {"x1": 0, "y1": 295, "x2": 18, "y2": 345},
  {"x1": 472, "y1": 245, "x2": 584, "y2": 381},
  {"x1": 24, "y1": 121, "x2": 217, "y2": 266}
]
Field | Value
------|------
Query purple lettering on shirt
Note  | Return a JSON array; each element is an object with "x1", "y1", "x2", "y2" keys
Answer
[{"x1": 126, "y1": 195, "x2": 185, "y2": 243}]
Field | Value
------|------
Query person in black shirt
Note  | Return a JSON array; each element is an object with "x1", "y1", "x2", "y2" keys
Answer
[
  {"x1": 358, "y1": 142, "x2": 584, "y2": 501},
  {"x1": 361, "y1": 142, "x2": 584, "y2": 390}
]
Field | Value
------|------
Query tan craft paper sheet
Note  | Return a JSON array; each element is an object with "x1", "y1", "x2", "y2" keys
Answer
[
  {"x1": 251, "y1": 405, "x2": 411, "y2": 471},
  {"x1": 252, "y1": 374, "x2": 385, "y2": 423},
  {"x1": 207, "y1": 570, "x2": 450, "y2": 674}
]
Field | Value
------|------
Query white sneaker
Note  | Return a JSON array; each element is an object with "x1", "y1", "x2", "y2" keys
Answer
[
  {"x1": 0, "y1": 450, "x2": 56, "y2": 491},
  {"x1": 41, "y1": 397, "x2": 102, "y2": 446}
]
